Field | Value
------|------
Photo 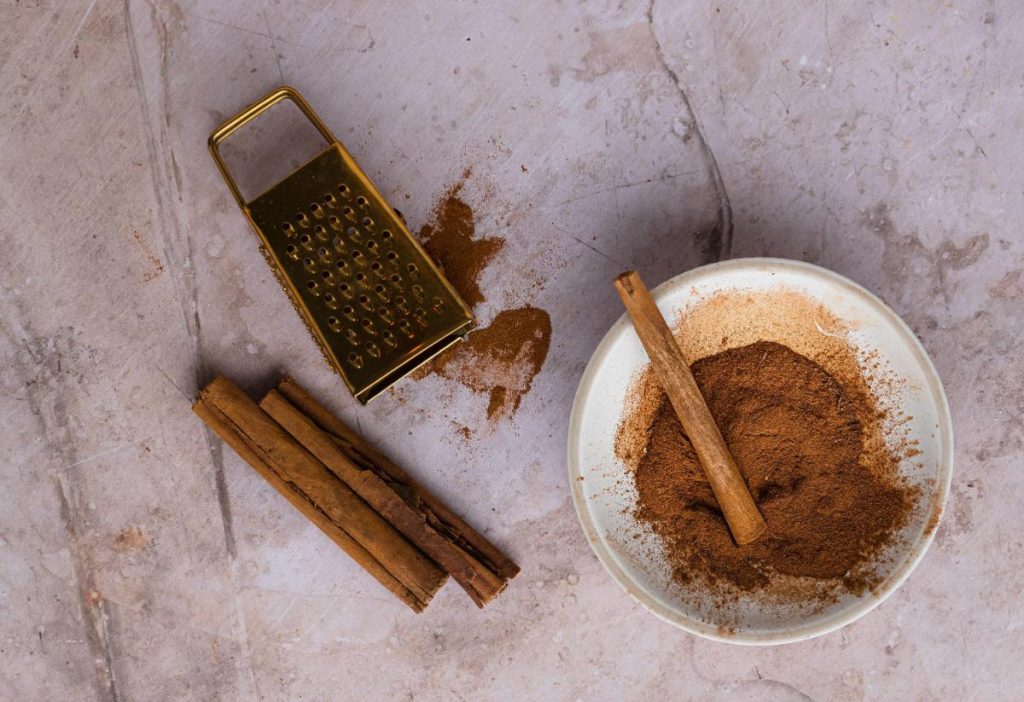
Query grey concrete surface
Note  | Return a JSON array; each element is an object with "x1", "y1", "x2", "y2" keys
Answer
[{"x1": 1, "y1": 1, "x2": 1021, "y2": 700}]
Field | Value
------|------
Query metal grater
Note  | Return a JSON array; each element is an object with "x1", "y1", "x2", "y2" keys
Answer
[{"x1": 209, "y1": 87, "x2": 475, "y2": 403}]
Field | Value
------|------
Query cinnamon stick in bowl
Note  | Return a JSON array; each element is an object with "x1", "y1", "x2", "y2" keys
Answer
[{"x1": 614, "y1": 271, "x2": 766, "y2": 545}]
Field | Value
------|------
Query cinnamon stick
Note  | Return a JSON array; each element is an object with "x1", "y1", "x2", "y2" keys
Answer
[
  {"x1": 614, "y1": 271, "x2": 766, "y2": 545},
  {"x1": 270, "y1": 377, "x2": 520, "y2": 606},
  {"x1": 193, "y1": 377, "x2": 446, "y2": 611}
]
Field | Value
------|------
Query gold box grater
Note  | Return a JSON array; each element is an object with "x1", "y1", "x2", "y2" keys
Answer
[{"x1": 209, "y1": 87, "x2": 475, "y2": 403}]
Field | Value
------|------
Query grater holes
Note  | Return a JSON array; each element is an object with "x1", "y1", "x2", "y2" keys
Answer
[
  {"x1": 378, "y1": 307, "x2": 393, "y2": 325},
  {"x1": 335, "y1": 259, "x2": 349, "y2": 274},
  {"x1": 285, "y1": 244, "x2": 299, "y2": 259},
  {"x1": 300, "y1": 233, "x2": 313, "y2": 249},
  {"x1": 342, "y1": 206, "x2": 355, "y2": 221},
  {"x1": 406, "y1": 263, "x2": 420, "y2": 279},
  {"x1": 413, "y1": 308, "x2": 428, "y2": 326},
  {"x1": 370, "y1": 261, "x2": 382, "y2": 273},
  {"x1": 362, "y1": 217, "x2": 374, "y2": 228},
  {"x1": 303, "y1": 258, "x2": 317, "y2": 273},
  {"x1": 397, "y1": 319, "x2": 414, "y2": 338},
  {"x1": 386, "y1": 251, "x2": 398, "y2": 261},
  {"x1": 351, "y1": 250, "x2": 365, "y2": 266},
  {"x1": 395, "y1": 295, "x2": 408, "y2": 313},
  {"x1": 382, "y1": 329, "x2": 397, "y2": 347},
  {"x1": 310, "y1": 203, "x2": 325, "y2": 219},
  {"x1": 342, "y1": 305, "x2": 357, "y2": 321},
  {"x1": 328, "y1": 215, "x2": 342, "y2": 231},
  {"x1": 327, "y1": 316, "x2": 341, "y2": 331},
  {"x1": 374, "y1": 284, "x2": 389, "y2": 302},
  {"x1": 338, "y1": 282, "x2": 353, "y2": 299},
  {"x1": 356, "y1": 196, "x2": 368, "y2": 208},
  {"x1": 324, "y1": 293, "x2": 338, "y2": 309},
  {"x1": 354, "y1": 272, "x2": 366, "y2": 285},
  {"x1": 411, "y1": 284, "x2": 425, "y2": 301},
  {"x1": 318, "y1": 247, "x2": 332, "y2": 263},
  {"x1": 296, "y1": 212, "x2": 310, "y2": 227},
  {"x1": 323, "y1": 193, "x2": 337, "y2": 208},
  {"x1": 347, "y1": 352, "x2": 363, "y2": 369},
  {"x1": 365, "y1": 341, "x2": 381, "y2": 358},
  {"x1": 338, "y1": 183, "x2": 351, "y2": 197},
  {"x1": 358, "y1": 294, "x2": 372, "y2": 311},
  {"x1": 282, "y1": 222, "x2": 296, "y2": 237},
  {"x1": 306, "y1": 280, "x2": 320, "y2": 296},
  {"x1": 431, "y1": 296, "x2": 445, "y2": 313},
  {"x1": 320, "y1": 270, "x2": 334, "y2": 283},
  {"x1": 361, "y1": 318, "x2": 377, "y2": 335},
  {"x1": 314, "y1": 224, "x2": 328, "y2": 241},
  {"x1": 381, "y1": 229, "x2": 393, "y2": 240},
  {"x1": 345, "y1": 329, "x2": 359, "y2": 346},
  {"x1": 332, "y1": 236, "x2": 346, "y2": 253},
  {"x1": 347, "y1": 226, "x2": 361, "y2": 242},
  {"x1": 366, "y1": 240, "x2": 379, "y2": 256}
]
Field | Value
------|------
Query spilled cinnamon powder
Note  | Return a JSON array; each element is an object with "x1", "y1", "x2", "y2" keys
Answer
[
  {"x1": 418, "y1": 174, "x2": 504, "y2": 309},
  {"x1": 426, "y1": 307, "x2": 551, "y2": 420},
  {"x1": 616, "y1": 289, "x2": 920, "y2": 604},
  {"x1": 413, "y1": 173, "x2": 552, "y2": 420}
]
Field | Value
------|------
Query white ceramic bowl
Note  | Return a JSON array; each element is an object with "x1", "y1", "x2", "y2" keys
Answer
[{"x1": 567, "y1": 258, "x2": 953, "y2": 644}]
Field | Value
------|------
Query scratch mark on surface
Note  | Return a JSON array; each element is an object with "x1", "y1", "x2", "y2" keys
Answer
[
  {"x1": 753, "y1": 679, "x2": 818, "y2": 701},
  {"x1": 156, "y1": 366, "x2": 191, "y2": 402},
  {"x1": 263, "y1": 9, "x2": 286, "y2": 84},
  {"x1": 62, "y1": 444, "x2": 132, "y2": 471},
  {"x1": 549, "y1": 171, "x2": 699, "y2": 209},
  {"x1": 69, "y1": 0, "x2": 101, "y2": 48},
  {"x1": 647, "y1": 0, "x2": 734, "y2": 261},
  {"x1": 569, "y1": 234, "x2": 626, "y2": 268}
]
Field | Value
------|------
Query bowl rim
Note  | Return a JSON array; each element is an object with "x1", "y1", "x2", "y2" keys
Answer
[{"x1": 566, "y1": 257, "x2": 954, "y2": 645}]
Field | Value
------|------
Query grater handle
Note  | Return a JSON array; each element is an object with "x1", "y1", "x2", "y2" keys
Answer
[{"x1": 208, "y1": 86, "x2": 338, "y2": 208}]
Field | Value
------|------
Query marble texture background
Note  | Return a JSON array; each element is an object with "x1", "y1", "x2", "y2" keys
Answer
[{"x1": 1, "y1": 1, "x2": 1021, "y2": 700}]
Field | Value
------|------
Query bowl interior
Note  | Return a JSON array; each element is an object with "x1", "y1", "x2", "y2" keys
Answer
[{"x1": 567, "y1": 258, "x2": 952, "y2": 644}]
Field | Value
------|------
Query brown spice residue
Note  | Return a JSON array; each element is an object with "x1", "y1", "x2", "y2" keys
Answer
[
  {"x1": 418, "y1": 174, "x2": 504, "y2": 308},
  {"x1": 412, "y1": 173, "x2": 551, "y2": 422},
  {"x1": 114, "y1": 526, "x2": 151, "y2": 553},
  {"x1": 426, "y1": 307, "x2": 551, "y2": 420},
  {"x1": 616, "y1": 288, "x2": 921, "y2": 605},
  {"x1": 629, "y1": 342, "x2": 915, "y2": 597},
  {"x1": 130, "y1": 229, "x2": 165, "y2": 282}
]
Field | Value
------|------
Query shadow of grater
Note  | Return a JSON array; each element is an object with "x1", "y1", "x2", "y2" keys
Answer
[{"x1": 209, "y1": 86, "x2": 475, "y2": 403}]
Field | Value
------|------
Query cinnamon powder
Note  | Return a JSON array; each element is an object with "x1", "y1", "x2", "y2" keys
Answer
[
  {"x1": 425, "y1": 307, "x2": 551, "y2": 420},
  {"x1": 624, "y1": 340, "x2": 916, "y2": 598},
  {"x1": 418, "y1": 174, "x2": 504, "y2": 309},
  {"x1": 412, "y1": 173, "x2": 552, "y2": 420}
]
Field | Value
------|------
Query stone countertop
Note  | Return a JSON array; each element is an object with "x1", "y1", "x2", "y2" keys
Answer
[{"x1": 2, "y1": 1, "x2": 1021, "y2": 700}]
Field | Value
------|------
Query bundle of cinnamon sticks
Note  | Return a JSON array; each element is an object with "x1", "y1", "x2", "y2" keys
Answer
[{"x1": 193, "y1": 376, "x2": 519, "y2": 611}]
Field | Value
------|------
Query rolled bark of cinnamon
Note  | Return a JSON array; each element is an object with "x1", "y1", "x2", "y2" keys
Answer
[
  {"x1": 614, "y1": 271, "x2": 766, "y2": 545},
  {"x1": 193, "y1": 377, "x2": 446, "y2": 611},
  {"x1": 266, "y1": 378, "x2": 520, "y2": 607}
]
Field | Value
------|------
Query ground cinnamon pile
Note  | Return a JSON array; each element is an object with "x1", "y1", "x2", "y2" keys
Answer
[
  {"x1": 413, "y1": 173, "x2": 552, "y2": 421},
  {"x1": 418, "y1": 174, "x2": 504, "y2": 309},
  {"x1": 624, "y1": 340, "x2": 915, "y2": 598},
  {"x1": 426, "y1": 307, "x2": 551, "y2": 420}
]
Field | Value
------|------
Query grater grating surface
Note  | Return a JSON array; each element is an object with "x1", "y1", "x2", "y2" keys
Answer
[{"x1": 210, "y1": 87, "x2": 475, "y2": 403}]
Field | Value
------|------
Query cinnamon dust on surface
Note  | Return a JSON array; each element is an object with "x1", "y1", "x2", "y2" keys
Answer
[
  {"x1": 413, "y1": 173, "x2": 551, "y2": 420},
  {"x1": 426, "y1": 307, "x2": 551, "y2": 420},
  {"x1": 616, "y1": 289, "x2": 919, "y2": 603},
  {"x1": 418, "y1": 174, "x2": 504, "y2": 309}
]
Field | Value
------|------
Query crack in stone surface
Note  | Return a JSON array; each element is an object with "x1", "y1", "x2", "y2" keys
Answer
[{"x1": 646, "y1": 0, "x2": 734, "y2": 261}]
